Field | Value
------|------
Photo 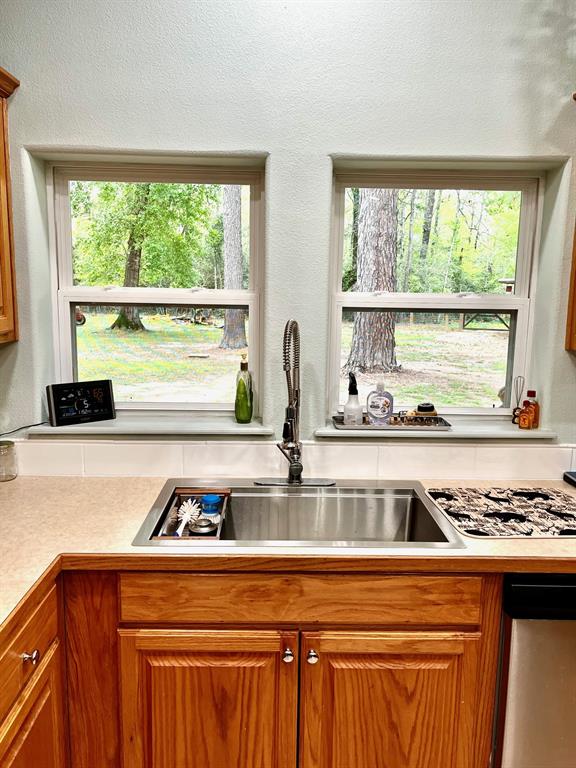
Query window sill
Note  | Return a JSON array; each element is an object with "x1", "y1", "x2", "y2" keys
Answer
[
  {"x1": 314, "y1": 416, "x2": 557, "y2": 441},
  {"x1": 27, "y1": 412, "x2": 274, "y2": 439}
]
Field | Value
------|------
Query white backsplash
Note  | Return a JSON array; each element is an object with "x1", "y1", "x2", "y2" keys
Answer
[{"x1": 12, "y1": 439, "x2": 576, "y2": 480}]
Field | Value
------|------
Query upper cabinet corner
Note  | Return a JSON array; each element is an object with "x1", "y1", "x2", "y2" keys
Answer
[
  {"x1": 566, "y1": 223, "x2": 576, "y2": 352},
  {"x1": 0, "y1": 65, "x2": 19, "y2": 99},
  {"x1": 0, "y1": 65, "x2": 19, "y2": 345}
]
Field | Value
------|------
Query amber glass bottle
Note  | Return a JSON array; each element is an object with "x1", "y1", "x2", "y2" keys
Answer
[
  {"x1": 518, "y1": 400, "x2": 533, "y2": 430},
  {"x1": 525, "y1": 390, "x2": 540, "y2": 429}
]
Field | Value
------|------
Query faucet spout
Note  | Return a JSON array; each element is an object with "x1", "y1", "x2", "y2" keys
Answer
[
  {"x1": 279, "y1": 320, "x2": 303, "y2": 483},
  {"x1": 254, "y1": 320, "x2": 335, "y2": 487}
]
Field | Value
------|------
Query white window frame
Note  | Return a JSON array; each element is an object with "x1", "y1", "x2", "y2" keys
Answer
[
  {"x1": 328, "y1": 170, "x2": 542, "y2": 416},
  {"x1": 48, "y1": 163, "x2": 264, "y2": 413}
]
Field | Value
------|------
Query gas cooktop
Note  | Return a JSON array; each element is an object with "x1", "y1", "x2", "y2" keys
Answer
[{"x1": 427, "y1": 487, "x2": 576, "y2": 538}]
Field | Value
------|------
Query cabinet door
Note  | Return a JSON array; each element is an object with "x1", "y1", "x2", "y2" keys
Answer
[
  {"x1": 300, "y1": 631, "x2": 482, "y2": 768},
  {"x1": 119, "y1": 629, "x2": 298, "y2": 768},
  {"x1": 0, "y1": 97, "x2": 17, "y2": 342},
  {"x1": 0, "y1": 641, "x2": 66, "y2": 768}
]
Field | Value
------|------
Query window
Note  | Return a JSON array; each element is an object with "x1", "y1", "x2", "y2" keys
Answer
[
  {"x1": 51, "y1": 164, "x2": 263, "y2": 411},
  {"x1": 329, "y1": 172, "x2": 540, "y2": 414}
]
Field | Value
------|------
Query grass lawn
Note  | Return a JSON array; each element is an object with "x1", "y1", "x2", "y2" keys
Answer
[
  {"x1": 76, "y1": 311, "x2": 247, "y2": 403},
  {"x1": 76, "y1": 312, "x2": 509, "y2": 410},
  {"x1": 341, "y1": 319, "x2": 510, "y2": 409}
]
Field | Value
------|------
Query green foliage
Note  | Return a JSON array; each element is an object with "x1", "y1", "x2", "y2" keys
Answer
[
  {"x1": 70, "y1": 181, "x2": 226, "y2": 289},
  {"x1": 343, "y1": 187, "x2": 521, "y2": 295}
]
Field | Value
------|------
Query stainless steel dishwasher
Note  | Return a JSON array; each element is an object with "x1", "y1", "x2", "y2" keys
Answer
[{"x1": 498, "y1": 574, "x2": 576, "y2": 768}]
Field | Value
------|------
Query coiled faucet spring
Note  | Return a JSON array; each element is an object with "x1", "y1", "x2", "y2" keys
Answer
[{"x1": 279, "y1": 320, "x2": 302, "y2": 483}]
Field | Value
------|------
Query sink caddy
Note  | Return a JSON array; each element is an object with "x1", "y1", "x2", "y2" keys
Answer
[{"x1": 151, "y1": 486, "x2": 230, "y2": 542}]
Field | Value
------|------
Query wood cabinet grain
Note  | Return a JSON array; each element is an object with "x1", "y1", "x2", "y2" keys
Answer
[
  {"x1": 64, "y1": 571, "x2": 120, "y2": 768},
  {"x1": 0, "y1": 587, "x2": 58, "y2": 724},
  {"x1": 120, "y1": 572, "x2": 483, "y2": 626},
  {"x1": 0, "y1": 569, "x2": 498, "y2": 768},
  {"x1": 566, "y1": 223, "x2": 576, "y2": 351},
  {"x1": 299, "y1": 630, "x2": 482, "y2": 768},
  {"x1": 0, "y1": 641, "x2": 66, "y2": 768},
  {"x1": 119, "y1": 629, "x2": 299, "y2": 768},
  {"x1": 0, "y1": 66, "x2": 19, "y2": 345}
]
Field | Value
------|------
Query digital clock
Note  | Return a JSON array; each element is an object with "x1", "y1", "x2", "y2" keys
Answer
[{"x1": 46, "y1": 380, "x2": 116, "y2": 427}]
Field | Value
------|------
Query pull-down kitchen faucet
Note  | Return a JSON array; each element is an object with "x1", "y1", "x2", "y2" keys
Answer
[
  {"x1": 277, "y1": 319, "x2": 303, "y2": 484},
  {"x1": 255, "y1": 320, "x2": 334, "y2": 487}
]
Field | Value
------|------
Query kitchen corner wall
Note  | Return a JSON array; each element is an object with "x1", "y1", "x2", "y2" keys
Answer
[{"x1": 1, "y1": 0, "x2": 575, "y2": 442}]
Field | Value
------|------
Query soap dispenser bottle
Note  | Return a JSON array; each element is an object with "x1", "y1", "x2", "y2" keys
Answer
[
  {"x1": 343, "y1": 372, "x2": 363, "y2": 426},
  {"x1": 234, "y1": 354, "x2": 253, "y2": 424},
  {"x1": 366, "y1": 380, "x2": 394, "y2": 425}
]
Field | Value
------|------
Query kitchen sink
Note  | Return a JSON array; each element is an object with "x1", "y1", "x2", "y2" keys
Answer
[{"x1": 132, "y1": 480, "x2": 464, "y2": 548}]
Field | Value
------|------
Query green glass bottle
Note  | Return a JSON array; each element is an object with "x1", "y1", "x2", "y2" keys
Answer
[{"x1": 235, "y1": 354, "x2": 253, "y2": 424}]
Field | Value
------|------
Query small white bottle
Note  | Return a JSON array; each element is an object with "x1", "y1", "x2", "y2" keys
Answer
[
  {"x1": 343, "y1": 373, "x2": 364, "y2": 426},
  {"x1": 366, "y1": 380, "x2": 394, "y2": 425}
]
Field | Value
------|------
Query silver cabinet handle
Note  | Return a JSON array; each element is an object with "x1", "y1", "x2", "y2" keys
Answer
[
  {"x1": 306, "y1": 650, "x2": 319, "y2": 665},
  {"x1": 282, "y1": 648, "x2": 295, "y2": 663},
  {"x1": 21, "y1": 649, "x2": 40, "y2": 666}
]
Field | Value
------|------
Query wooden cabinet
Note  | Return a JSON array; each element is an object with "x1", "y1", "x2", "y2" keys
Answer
[
  {"x1": 118, "y1": 629, "x2": 298, "y2": 768},
  {"x1": 0, "y1": 587, "x2": 59, "y2": 724},
  {"x1": 119, "y1": 572, "x2": 483, "y2": 626},
  {"x1": 566, "y1": 223, "x2": 576, "y2": 351},
  {"x1": 111, "y1": 573, "x2": 501, "y2": 768},
  {"x1": 0, "y1": 66, "x2": 19, "y2": 344},
  {"x1": 300, "y1": 631, "x2": 481, "y2": 768},
  {"x1": 0, "y1": 641, "x2": 66, "y2": 768},
  {"x1": 116, "y1": 623, "x2": 496, "y2": 768}
]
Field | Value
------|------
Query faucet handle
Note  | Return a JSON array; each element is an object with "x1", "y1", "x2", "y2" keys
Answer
[{"x1": 282, "y1": 420, "x2": 293, "y2": 442}]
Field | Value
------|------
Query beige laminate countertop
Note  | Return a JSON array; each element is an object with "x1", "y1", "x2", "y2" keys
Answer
[{"x1": 1, "y1": 476, "x2": 576, "y2": 629}]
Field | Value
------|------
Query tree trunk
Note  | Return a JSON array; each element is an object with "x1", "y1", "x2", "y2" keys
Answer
[
  {"x1": 111, "y1": 232, "x2": 146, "y2": 330},
  {"x1": 220, "y1": 185, "x2": 247, "y2": 349},
  {"x1": 111, "y1": 184, "x2": 150, "y2": 331},
  {"x1": 110, "y1": 305, "x2": 144, "y2": 331},
  {"x1": 443, "y1": 192, "x2": 462, "y2": 291},
  {"x1": 345, "y1": 188, "x2": 399, "y2": 373},
  {"x1": 402, "y1": 189, "x2": 416, "y2": 292},
  {"x1": 351, "y1": 187, "x2": 360, "y2": 281},
  {"x1": 418, "y1": 189, "x2": 436, "y2": 291},
  {"x1": 432, "y1": 190, "x2": 442, "y2": 247},
  {"x1": 420, "y1": 189, "x2": 436, "y2": 263},
  {"x1": 396, "y1": 193, "x2": 405, "y2": 286}
]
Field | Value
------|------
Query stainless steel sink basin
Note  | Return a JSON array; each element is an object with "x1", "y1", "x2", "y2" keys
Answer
[
  {"x1": 132, "y1": 480, "x2": 463, "y2": 548},
  {"x1": 221, "y1": 488, "x2": 450, "y2": 544}
]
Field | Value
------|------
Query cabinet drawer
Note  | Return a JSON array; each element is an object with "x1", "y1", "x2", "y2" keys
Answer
[
  {"x1": 0, "y1": 586, "x2": 58, "y2": 724},
  {"x1": 119, "y1": 573, "x2": 483, "y2": 626}
]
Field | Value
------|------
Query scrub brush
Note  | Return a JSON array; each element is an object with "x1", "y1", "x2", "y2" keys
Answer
[{"x1": 175, "y1": 498, "x2": 201, "y2": 537}]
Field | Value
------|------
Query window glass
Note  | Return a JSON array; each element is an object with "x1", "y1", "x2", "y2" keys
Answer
[
  {"x1": 70, "y1": 182, "x2": 251, "y2": 289},
  {"x1": 342, "y1": 188, "x2": 522, "y2": 294},
  {"x1": 74, "y1": 304, "x2": 249, "y2": 403},
  {"x1": 339, "y1": 309, "x2": 515, "y2": 409}
]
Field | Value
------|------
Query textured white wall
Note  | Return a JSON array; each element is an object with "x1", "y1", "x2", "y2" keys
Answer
[{"x1": 0, "y1": 0, "x2": 575, "y2": 440}]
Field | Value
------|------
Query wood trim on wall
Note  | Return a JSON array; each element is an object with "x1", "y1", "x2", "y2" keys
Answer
[
  {"x1": 566, "y1": 222, "x2": 576, "y2": 351},
  {"x1": 0, "y1": 66, "x2": 19, "y2": 99}
]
